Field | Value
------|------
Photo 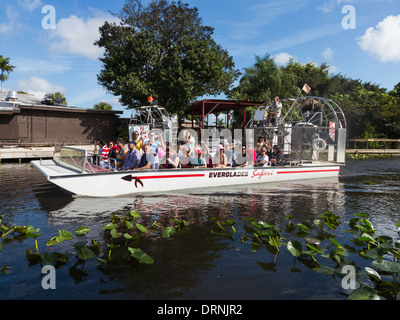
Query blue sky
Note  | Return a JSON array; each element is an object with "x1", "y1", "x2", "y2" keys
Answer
[{"x1": 1, "y1": 0, "x2": 399, "y2": 118}]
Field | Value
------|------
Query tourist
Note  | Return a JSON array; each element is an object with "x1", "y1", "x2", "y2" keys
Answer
[
  {"x1": 268, "y1": 96, "x2": 282, "y2": 126},
  {"x1": 115, "y1": 138, "x2": 129, "y2": 169},
  {"x1": 257, "y1": 136, "x2": 266, "y2": 149},
  {"x1": 120, "y1": 141, "x2": 141, "y2": 170},
  {"x1": 99, "y1": 140, "x2": 110, "y2": 168},
  {"x1": 135, "y1": 143, "x2": 155, "y2": 170},
  {"x1": 201, "y1": 145, "x2": 213, "y2": 168},
  {"x1": 193, "y1": 149, "x2": 206, "y2": 168},
  {"x1": 107, "y1": 140, "x2": 120, "y2": 170},
  {"x1": 234, "y1": 144, "x2": 249, "y2": 167},
  {"x1": 147, "y1": 132, "x2": 163, "y2": 169},
  {"x1": 254, "y1": 146, "x2": 269, "y2": 167},
  {"x1": 270, "y1": 145, "x2": 284, "y2": 166},
  {"x1": 108, "y1": 140, "x2": 119, "y2": 159},
  {"x1": 129, "y1": 131, "x2": 143, "y2": 153},
  {"x1": 161, "y1": 145, "x2": 180, "y2": 169},
  {"x1": 185, "y1": 132, "x2": 195, "y2": 151},
  {"x1": 180, "y1": 148, "x2": 193, "y2": 168},
  {"x1": 248, "y1": 143, "x2": 256, "y2": 165},
  {"x1": 213, "y1": 145, "x2": 227, "y2": 168},
  {"x1": 224, "y1": 143, "x2": 233, "y2": 167}
]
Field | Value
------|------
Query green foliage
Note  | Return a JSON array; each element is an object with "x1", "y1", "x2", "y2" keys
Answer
[
  {"x1": 211, "y1": 213, "x2": 400, "y2": 300},
  {"x1": 0, "y1": 210, "x2": 190, "y2": 274},
  {"x1": 0, "y1": 55, "x2": 15, "y2": 92},
  {"x1": 93, "y1": 102, "x2": 113, "y2": 110},
  {"x1": 231, "y1": 53, "x2": 400, "y2": 140},
  {"x1": 95, "y1": 0, "x2": 240, "y2": 115},
  {"x1": 50, "y1": 92, "x2": 67, "y2": 105},
  {"x1": 229, "y1": 54, "x2": 299, "y2": 101}
]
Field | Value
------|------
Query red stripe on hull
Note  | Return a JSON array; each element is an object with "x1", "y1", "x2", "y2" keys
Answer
[
  {"x1": 139, "y1": 174, "x2": 205, "y2": 179},
  {"x1": 277, "y1": 169, "x2": 340, "y2": 174}
]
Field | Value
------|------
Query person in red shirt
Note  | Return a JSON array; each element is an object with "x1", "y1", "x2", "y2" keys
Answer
[{"x1": 98, "y1": 140, "x2": 110, "y2": 168}]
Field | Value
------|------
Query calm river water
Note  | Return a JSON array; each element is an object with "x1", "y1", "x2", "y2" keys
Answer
[{"x1": 0, "y1": 158, "x2": 399, "y2": 300}]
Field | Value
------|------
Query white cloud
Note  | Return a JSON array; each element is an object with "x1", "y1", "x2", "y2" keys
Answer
[
  {"x1": 273, "y1": 52, "x2": 295, "y2": 65},
  {"x1": 17, "y1": 76, "x2": 66, "y2": 99},
  {"x1": 357, "y1": 14, "x2": 400, "y2": 62},
  {"x1": 17, "y1": 0, "x2": 42, "y2": 11},
  {"x1": 323, "y1": 47, "x2": 335, "y2": 60},
  {"x1": 49, "y1": 12, "x2": 120, "y2": 60},
  {"x1": 318, "y1": 0, "x2": 354, "y2": 13},
  {"x1": 0, "y1": 6, "x2": 20, "y2": 34}
]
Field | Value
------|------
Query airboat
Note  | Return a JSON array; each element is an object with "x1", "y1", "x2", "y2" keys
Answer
[{"x1": 30, "y1": 97, "x2": 347, "y2": 197}]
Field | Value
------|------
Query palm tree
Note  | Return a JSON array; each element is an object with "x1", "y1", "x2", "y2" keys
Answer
[
  {"x1": 93, "y1": 101, "x2": 113, "y2": 110},
  {"x1": 51, "y1": 92, "x2": 67, "y2": 105},
  {"x1": 0, "y1": 55, "x2": 16, "y2": 92},
  {"x1": 229, "y1": 54, "x2": 299, "y2": 101}
]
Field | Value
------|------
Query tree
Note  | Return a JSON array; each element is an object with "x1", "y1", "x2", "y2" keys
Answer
[
  {"x1": 95, "y1": 0, "x2": 240, "y2": 115},
  {"x1": 0, "y1": 55, "x2": 15, "y2": 92},
  {"x1": 51, "y1": 92, "x2": 67, "y2": 105},
  {"x1": 281, "y1": 59, "x2": 331, "y2": 96},
  {"x1": 93, "y1": 102, "x2": 113, "y2": 110},
  {"x1": 229, "y1": 54, "x2": 299, "y2": 101}
]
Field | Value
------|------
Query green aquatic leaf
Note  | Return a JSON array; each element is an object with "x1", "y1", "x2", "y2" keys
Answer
[
  {"x1": 129, "y1": 210, "x2": 140, "y2": 219},
  {"x1": 287, "y1": 240, "x2": 303, "y2": 257},
  {"x1": 75, "y1": 246, "x2": 97, "y2": 261},
  {"x1": 348, "y1": 287, "x2": 380, "y2": 300},
  {"x1": 162, "y1": 227, "x2": 176, "y2": 238},
  {"x1": 46, "y1": 230, "x2": 73, "y2": 246},
  {"x1": 102, "y1": 223, "x2": 119, "y2": 230},
  {"x1": 372, "y1": 260, "x2": 400, "y2": 273},
  {"x1": 71, "y1": 241, "x2": 87, "y2": 249},
  {"x1": 365, "y1": 267, "x2": 381, "y2": 281},
  {"x1": 110, "y1": 228, "x2": 122, "y2": 239},
  {"x1": 128, "y1": 247, "x2": 154, "y2": 264},
  {"x1": 124, "y1": 220, "x2": 134, "y2": 229},
  {"x1": 329, "y1": 237, "x2": 342, "y2": 248},
  {"x1": 135, "y1": 223, "x2": 148, "y2": 233},
  {"x1": 75, "y1": 227, "x2": 90, "y2": 236}
]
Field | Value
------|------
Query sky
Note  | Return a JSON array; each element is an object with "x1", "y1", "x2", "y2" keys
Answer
[{"x1": 1, "y1": 0, "x2": 399, "y2": 118}]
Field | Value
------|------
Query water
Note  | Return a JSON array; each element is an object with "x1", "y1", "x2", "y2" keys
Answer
[{"x1": 0, "y1": 158, "x2": 399, "y2": 300}]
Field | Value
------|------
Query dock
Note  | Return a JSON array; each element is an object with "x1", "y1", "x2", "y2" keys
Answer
[
  {"x1": 346, "y1": 149, "x2": 400, "y2": 155},
  {"x1": 346, "y1": 139, "x2": 400, "y2": 156},
  {"x1": 0, "y1": 144, "x2": 95, "y2": 162}
]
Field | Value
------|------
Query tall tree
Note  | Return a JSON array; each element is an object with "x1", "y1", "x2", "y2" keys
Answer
[
  {"x1": 229, "y1": 54, "x2": 299, "y2": 101},
  {"x1": 95, "y1": 0, "x2": 240, "y2": 115},
  {"x1": 281, "y1": 59, "x2": 330, "y2": 96},
  {"x1": 0, "y1": 55, "x2": 15, "y2": 92}
]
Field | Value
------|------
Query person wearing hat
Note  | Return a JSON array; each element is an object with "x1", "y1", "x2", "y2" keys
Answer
[
  {"x1": 193, "y1": 149, "x2": 206, "y2": 168},
  {"x1": 120, "y1": 140, "x2": 142, "y2": 170}
]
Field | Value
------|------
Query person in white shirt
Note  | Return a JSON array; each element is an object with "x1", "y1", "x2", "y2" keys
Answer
[{"x1": 254, "y1": 147, "x2": 269, "y2": 167}]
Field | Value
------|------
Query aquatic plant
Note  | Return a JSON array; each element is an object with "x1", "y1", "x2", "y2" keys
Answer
[
  {"x1": 211, "y1": 212, "x2": 400, "y2": 300},
  {"x1": 0, "y1": 210, "x2": 190, "y2": 275}
]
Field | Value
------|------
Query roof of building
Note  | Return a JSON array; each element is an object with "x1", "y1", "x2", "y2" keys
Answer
[{"x1": 0, "y1": 91, "x2": 123, "y2": 115}]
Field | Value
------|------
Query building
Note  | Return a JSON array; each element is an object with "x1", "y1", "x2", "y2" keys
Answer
[{"x1": 0, "y1": 91, "x2": 123, "y2": 145}]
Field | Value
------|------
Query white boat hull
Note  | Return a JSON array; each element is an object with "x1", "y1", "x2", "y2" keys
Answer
[{"x1": 31, "y1": 159, "x2": 341, "y2": 197}]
